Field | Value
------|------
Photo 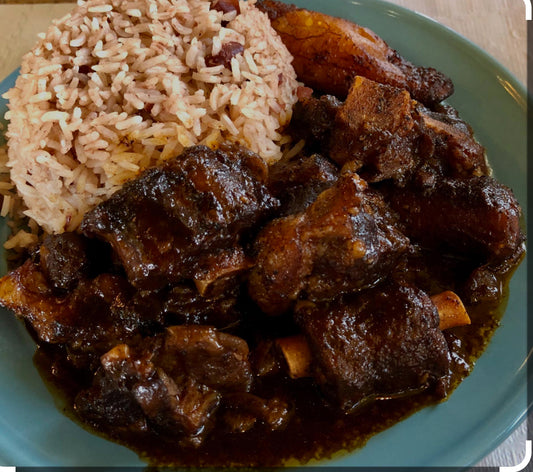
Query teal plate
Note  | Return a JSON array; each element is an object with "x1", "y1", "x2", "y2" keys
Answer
[{"x1": 0, "y1": 0, "x2": 528, "y2": 468}]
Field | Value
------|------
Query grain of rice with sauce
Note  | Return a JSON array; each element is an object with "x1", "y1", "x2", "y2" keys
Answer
[{"x1": 3, "y1": 0, "x2": 299, "y2": 236}]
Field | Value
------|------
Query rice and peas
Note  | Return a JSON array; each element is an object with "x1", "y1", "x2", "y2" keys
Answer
[{"x1": 0, "y1": 0, "x2": 300, "y2": 247}]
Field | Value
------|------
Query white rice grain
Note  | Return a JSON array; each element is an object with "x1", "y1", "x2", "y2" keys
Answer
[{"x1": 4, "y1": 0, "x2": 299, "y2": 235}]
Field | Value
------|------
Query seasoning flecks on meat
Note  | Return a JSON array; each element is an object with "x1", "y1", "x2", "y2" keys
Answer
[
  {"x1": 329, "y1": 76, "x2": 420, "y2": 182},
  {"x1": 81, "y1": 144, "x2": 279, "y2": 290},
  {"x1": 248, "y1": 173, "x2": 409, "y2": 315},
  {"x1": 295, "y1": 282, "x2": 450, "y2": 411},
  {"x1": 256, "y1": 0, "x2": 453, "y2": 105}
]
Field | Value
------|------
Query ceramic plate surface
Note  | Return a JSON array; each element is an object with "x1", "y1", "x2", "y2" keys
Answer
[{"x1": 0, "y1": 0, "x2": 528, "y2": 467}]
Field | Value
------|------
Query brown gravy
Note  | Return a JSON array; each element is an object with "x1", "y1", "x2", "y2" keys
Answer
[{"x1": 32, "y1": 254, "x2": 510, "y2": 468}]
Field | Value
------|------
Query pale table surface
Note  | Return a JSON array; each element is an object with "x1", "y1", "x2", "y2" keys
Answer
[{"x1": 0, "y1": 0, "x2": 528, "y2": 469}]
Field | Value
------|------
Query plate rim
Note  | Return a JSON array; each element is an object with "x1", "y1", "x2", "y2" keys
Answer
[{"x1": 0, "y1": 0, "x2": 528, "y2": 467}]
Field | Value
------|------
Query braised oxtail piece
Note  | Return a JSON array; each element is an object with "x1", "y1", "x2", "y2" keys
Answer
[
  {"x1": 0, "y1": 258, "x2": 161, "y2": 369},
  {"x1": 0, "y1": 229, "x2": 247, "y2": 368},
  {"x1": 294, "y1": 282, "x2": 451, "y2": 411},
  {"x1": 277, "y1": 290, "x2": 470, "y2": 381},
  {"x1": 75, "y1": 326, "x2": 254, "y2": 446},
  {"x1": 329, "y1": 76, "x2": 420, "y2": 181},
  {"x1": 417, "y1": 103, "x2": 488, "y2": 179},
  {"x1": 248, "y1": 173, "x2": 409, "y2": 315},
  {"x1": 289, "y1": 95, "x2": 342, "y2": 154},
  {"x1": 388, "y1": 176, "x2": 524, "y2": 264},
  {"x1": 81, "y1": 144, "x2": 279, "y2": 290},
  {"x1": 268, "y1": 152, "x2": 339, "y2": 216},
  {"x1": 290, "y1": 77, "x2": 488, "y2": 184},
  {"x1": 256, "y1": 0, "x2": 453, "y2": 105},
  {"x1": 386, "y1": 174, "x2": 525, "y2": 303},
  {"x1": 39, "y1": 233, "x2": 91, "y2": 292}
]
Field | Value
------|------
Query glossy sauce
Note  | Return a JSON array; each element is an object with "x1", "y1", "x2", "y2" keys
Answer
[{"x1": 32, "y1": 250, "x2": 513, "y2": 468}]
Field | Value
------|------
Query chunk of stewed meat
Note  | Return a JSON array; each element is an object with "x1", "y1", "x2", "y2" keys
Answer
[
  {"x1": 462, "y1": 245, "x2": 525, "y2": 304},
  {"x1": 191, "y1": 246, "x2": 252, "y2": 298},
  {"x1": 81, "y1": 145, "x2": 279, "y2": 290},
  {"x1": 418, "y1": 103, "x2": 488, "y2": 179},
  {"x1": 387, "y1": 176, "x2": 524, "y2": 264},
  {"x1": 0, "y1": 259, "x2": 163, "y2": 369},
  {"x1": 74, "y1": 353, "x2": 150, "y2": 435},
  {"x1": 221, "y1": 393, "x2": 291, "y2": 433},
  {"x1": 162, "y1": 282, "x2": 241, "y2": 329},
  {"x1": 289, "y1": 95, "x2": 341, "y2": 154},
  {"x1": 248, "y1": 173, "x2": 409, "y2": 315},
  {"x1": 39, "y1": 233, "x2": 90, "y2": 292},
  {"x1": 75, "y1": 341, "x2": 220, "y2": 445},
  {"x1": 75, "y1": 326, "x2": 256, "y2": 446},
  {"x1": 268, "y1": 153, "x2": 339, "y2": 216},
  {"x1": 290, "y1": 78, "x2": 487, "y2": 184},
  {"x1": 329, "y1": 76, "x2": 420, "y2": 182},
  {"x1": 160, "y1": 325, "x2": 253, "y2": 393},
  {"x1": 295, "y1": 282, "x2": 450, "y2": 411}
]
